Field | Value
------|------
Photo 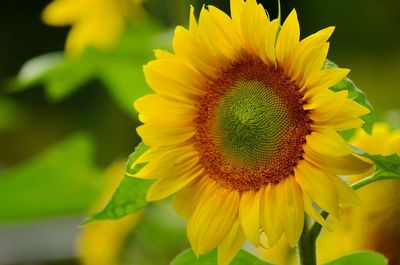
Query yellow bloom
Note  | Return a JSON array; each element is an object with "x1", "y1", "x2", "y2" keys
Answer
[
  {"x1": 77, "y1": 160, "x2": 142, "y2": 265},
  {"x1": 42, "y1": 0, "x2": 142, "y2": 56},
  {"x1": 318, "y1": 123, "x2": 400, "y2": 264},
  {"x1": 133, "y1": 1, "x2": 372, "y2": 264}
]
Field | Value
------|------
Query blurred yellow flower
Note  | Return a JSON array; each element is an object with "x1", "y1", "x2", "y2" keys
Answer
[
  {"x1": 42, "y1": 0, "x2": 142, "y2": 56},
  {"x1": 260, "y1": 123, "x2": 400, "y2": 265},
  {"x1": 77, "y1": 160, "x2": 143, "y2": 265}
]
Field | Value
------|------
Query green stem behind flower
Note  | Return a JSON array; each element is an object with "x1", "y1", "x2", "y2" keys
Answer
[{"x1": 298, "y1": 216, "x2": 317, "y2": 265}]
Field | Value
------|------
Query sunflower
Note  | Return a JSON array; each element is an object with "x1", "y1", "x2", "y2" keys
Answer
[
  {"x1": 133, "y1": 0, "x2": 372, "y2": 264},
  {"x1": 42, "y1": 0, "x2": 142, "y2": 56}
]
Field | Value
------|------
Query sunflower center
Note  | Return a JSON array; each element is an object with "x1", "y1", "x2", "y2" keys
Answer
[
  {"x1": 195, "y1": 58, "x2": 310, "y2": 191},
  {"x1": 214, "y1": 79, "x2": 290, "y2": 168}
]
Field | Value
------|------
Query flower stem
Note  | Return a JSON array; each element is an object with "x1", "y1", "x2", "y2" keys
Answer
[{"x1": 298, "y1": 216, "x2": 317, "y2": 265}]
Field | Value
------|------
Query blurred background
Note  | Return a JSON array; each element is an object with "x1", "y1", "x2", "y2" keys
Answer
[{"x1": 0, "y1": 0, "x2": 399, "y2": 264}]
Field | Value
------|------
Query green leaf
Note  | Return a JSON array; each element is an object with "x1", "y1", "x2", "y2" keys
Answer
[
  {"x1": 324, "y1": 59, "x2": 375, "y2": 134},
  {"x1": 350, "y1": 148, "x2": 400, "y2": 189},
  {"x1": 323, "y1": 251, "x2": 388, "y2": 265},
  {"x1": 364, "y1": 153, "x2": 400, "y2": 173},
  {"x1": 85, "y1": 142, "x2": 153, "y2": 223},
  {"x1": 0, "y1": 134, "x2": 102, "y2": 224},
  {"x1": 171, "y1": 249, "x2": 274, "y2": 265}
]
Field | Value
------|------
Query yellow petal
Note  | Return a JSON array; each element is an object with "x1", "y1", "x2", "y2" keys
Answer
[
  {"x1": 205, "y1": 6, "x2": 243, "y2": 60},
  {"x1": 134, "y1": 147, "x2": 199, "y2": 179},
  {"x1": 276, "y1": 9, "x2": 300, "y2": 69},
  {"x1": 187, "y1": 188, "x2": 240, "y2": 255},
  {"x1": 303, "y1": 145, "x2": 373, "y2": 176},
  {"x1": 42, "y1": 0, "x2": 85, "y2": 25},
  {"x1": 305, "y1": 89, "x2": 347, "y2": 110},
  {"x1": 134, "y1": 94, "x2": 196, "y2": 124},
  {"x1": 239, "y1": 189, "x2": 261, "y2": 247},
  {"x1": 299, "y1": 43, "x2": 330, "y2": 88},
  {"x1": 295, "y1": 160, "x2": 339, "y2": 217},
  {"x1": 230, "y1": 0, "x2": 246, "y2": 33},
  {"x1": 154, "y1": 49, "x2": 174, "y2": 60},
  {"x1": 317, "y1": 98, "x2": 370, "y2": 131},
  {"x1": 305, "y1": 90, "x2": 348, "y2": 122},
  {"x1": 189, "y1": 5, "x2": 199, "y2": 33},
  {"x1": 218, "y1": 219, "x2": 245, "y2": 265},
  {"x1": 173, "y1": 177, "x2": 211, "y2": 219},
  {"x1": 132, "y1": 146, "x2": 170, "y2": 167},
  {"x1": 303, "y1": 193, "x2": 326, "y2": 227},
  {"x1": 276, "y1": 177, "x2": 304, "y2": 246},
  {"x1": 172, "y1": 26, "x2": 218, "y2": 78},
  {"x1": 261, "y1": 184, "x2": 283, "y2": 246},
  {"x1": 260, "y1": 19, "x2": 280, "y2": 66},
  {"x1": 304, "y1": 68, "x2": 350, "y2": 91},
  {"x1": 317, "y1": 117, "x2": 365, "y2": 132},
  {"x1": 240, "y1": 0, "x2": 269, "y2": 57},
  {"x1": 64, "y1": 2, "x2": 124, "y2": 56},
  {"x1": 331, "y1": 176, "x2": 361, "y2": 206},
  {"x1": 288, "y1": 27, "x2": 334, "y2": 80},
  {"x1": 306, "y1": 126, "x2": 352, "y2": 157},
  {"x1": 146, "y1": 165, "x2": 204, "y2": 201},
  {"x1": 136, "y1": 123, "x2": 195, "y2": 147},
  {"x1": 143, "y1": 59, "x2": 203, "y2": 102}
]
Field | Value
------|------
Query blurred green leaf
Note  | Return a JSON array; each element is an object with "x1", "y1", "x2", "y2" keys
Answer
[
  {"x1": 13, "y1": 52, "x2": 64, "y2": 88},
  {"x1": 85, "y1": 142, "x2": 152, "y2": 223},
  {"x1": 171, "y1": 248, "x2": 274, "y2": 265},
  {"x1": 11, "y1": 20, "x2": 165, "y2": 116},
  {"x1": 324, "y1": 60, "x2": 375, "y2": 134},
  {"x1": 122, "y1": 202, "x2": 187, "y2": 265},
  {"x1": 12, "y1": 50, "x2": 97, "y2": 100},
  {"x1": 323, "y1": 251, "x2": 387, "y2": 265},
  {"x1": 98, "y1": 58, "x2": 150, "y2": 115},
  {"x1": 386, "y1": 110, "x2": 400, "y2": 129},
  {"x1": 0, "y1": 97, "x2": 21, "y2": 130},
  {"x1": 0, "y1": 134, "x2": 102, "y2": 224}
]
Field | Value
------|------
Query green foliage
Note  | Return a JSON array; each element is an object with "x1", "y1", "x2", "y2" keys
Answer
[
  {"x1": 85, "y1": 142, "x2": 153, "y2": 223},
  {"x1": 323, "y1": 251, "x2": 388, "y2": 265},
  {"x1": 0, "y1": 96, "x2": 21, "y2": 130},
  {"x1": 0, "y1": 134, "x2": 102, "y2": 224},
  {"x1": 385, "y1": 110, "x2": 400, "y2": 129},
  {"x1": 324, "y1": 60, "x2": 375, "y2": 134},
  {"x1": 13, "y1": 51, "x2": 91, "y2": 100},
  {"x1": 122, "y1": 202, "x2": 187, "y2": 265},
  {"x1": 11, "y1": 20, "x2": 166, "y2": 116},
  {"x1": 350, "y1": 151, "x2": 400, "y2": 189},
  {"x1": 364, "y1": 153, "x2": 400, "y2": 174},
  {"x1": 171, "y1": 249, "x2": 274, "y2": 265}
]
